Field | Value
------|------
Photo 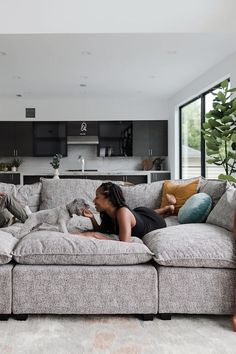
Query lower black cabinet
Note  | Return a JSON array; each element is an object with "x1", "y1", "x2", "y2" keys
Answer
[{"x1": 0, "y1": 173, "x2": 20, "y2": 184}]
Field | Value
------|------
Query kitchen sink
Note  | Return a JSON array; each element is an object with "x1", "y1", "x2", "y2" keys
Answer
[{"x1": 66, "y1": 169, "x2": 98, "y2": 172}]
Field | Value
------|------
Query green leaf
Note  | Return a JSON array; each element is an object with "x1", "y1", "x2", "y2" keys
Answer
[
  {"x1": 206, "y1": 142, "x2": 219, "y2": 151},
  {"x1": 218, "y1": 174, "x2": 236, "y2": 183},
  {"x1": 228, "y1": 88, "x2": 236, "y2": 93},
  {"x1": 217, "y1": 91, "x2": 226, "y2": 103},
  {"x1": 221, "y1": 80, "x2": 229, "y2": 89}
]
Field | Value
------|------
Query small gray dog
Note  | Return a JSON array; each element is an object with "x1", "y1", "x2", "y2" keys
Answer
[{"x1": 17, "y1": 198, "x2": 89, "y2": 238}]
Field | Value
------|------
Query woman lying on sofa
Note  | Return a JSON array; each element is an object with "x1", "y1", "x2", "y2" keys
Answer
[{"x1": 75, "y1": 182, "x2": 176, "y2": 242}]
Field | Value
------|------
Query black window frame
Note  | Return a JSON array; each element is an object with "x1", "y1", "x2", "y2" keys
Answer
[{"x1": 179, "y1": 80, "x2": 229, "y2": 179}]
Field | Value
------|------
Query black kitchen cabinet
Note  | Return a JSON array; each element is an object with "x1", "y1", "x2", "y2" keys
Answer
[
  {"x1": 0, "y1": 173, "x2": 20, "y2": 184},
  {"x1": 133, "y1": 120, "x2": 168, "y2": 157},
  {"x1": 33, "y1": 122, "x2": 67, "y2": 156},
  {"x1": 0, "y1": 122, "x2": 33, "y2": 157},
  {"x1": 98, "y1": 121, "x2": 132, "y2": 157}
]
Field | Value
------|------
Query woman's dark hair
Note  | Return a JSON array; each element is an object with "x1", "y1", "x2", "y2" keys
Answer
[{"x1": 98, "y1": 182, "x2": 126, "y2": 208}]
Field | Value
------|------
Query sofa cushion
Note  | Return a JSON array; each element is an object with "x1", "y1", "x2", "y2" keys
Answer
[
  {"x1": 12, "y1": 231, "x2": 154, "y2": 265},
  {"x1": 121, "y1": 181, "x2": 164, "y2": 209},
  {"x1": 0, "y1": 182, "x2": 17, "y2": 196},
  {"x1": 142, "y1": 223, "x2": 236, "y2": 268},
  {"x1": 160, "y1": 179, "x2": 199, "y2": 214},
  {"x1": 16, "y1": 182, "x2": 42, "y2": 212},
  {"x1": 178, "y1": 193, "x2": 212, "y2": 224},
  {"x1": 206, "y1": 185, "x2": 236, "y2": 232},
  {"x1": 198, "y1": 177, "x2": 228, "y2": 208},
  {"x1": 39, "y1": 178, "x2": 126, "y2": 211},
  {"x1": 0, "y1": 230, "x2": 18, "y2": 264}
]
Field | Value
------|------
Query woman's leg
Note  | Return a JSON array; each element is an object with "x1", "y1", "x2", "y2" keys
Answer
[
  {"x1": 0, "y1": 194, "x2": 28, "y2": 223},
  {"x1": 154, "y1": 194, "x2": 176, "y2": 216}
]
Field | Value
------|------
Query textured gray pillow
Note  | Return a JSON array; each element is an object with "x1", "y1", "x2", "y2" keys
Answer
[
  {"x1": 39, "y1": 178, "x2": 126, "y2": 211},
  {"x1": 142, "y1": 223, "x2": 236, "y2": 268},
  {"x1": 16, "y1": 182, "x2": 42, "y2": 212},
  {"x1": 12, "y1": 230, "x2": 153, "y2": 265},
  {"x1": 121, "y1": 181, "x2": 164, "y2": 209},
  {"x1": 198, "y1": 177, "x2": 228, "y2": 207},
  {"x1": 0, "y1": 230, "x2": 18, "y2": 264},
  {"x1": 206, "y1": 185, "x2": 236, "y2": 232},
  {"x1": 0, "y1": 182, "x2": 17, "y2": 196}
]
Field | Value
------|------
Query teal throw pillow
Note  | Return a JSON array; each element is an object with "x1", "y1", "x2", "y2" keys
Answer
[{"x1": 178, "y1": 193, "x2": 212, "y2": 224}]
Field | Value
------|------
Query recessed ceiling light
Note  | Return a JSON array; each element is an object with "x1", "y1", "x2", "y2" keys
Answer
[
  {"x1": 81, "y1": 51, "x2": 91, "y2": 56},
  {"x1": 12, "y1": 75, "x2": 22, "y2": 80},
  {"x1": 0, "y1": 51, "x2": 7, "y2": 56},
  {"x1": 16, "y1": 94, "x2": 22, "y2": 97},
  {"x1": 148, "y1": 75, "x2": 158, "y2": 79},
  {"x1": 80, "y1": 84, "x2": 87, "y2": 87},
  {"x1": 167, "y1": 50, "x2": 177, "y2": 55}
]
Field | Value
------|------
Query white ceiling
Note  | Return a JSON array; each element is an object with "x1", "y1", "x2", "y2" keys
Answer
[
  {"x1": 0, "y1": 33, "x2": 236, "y2": 100},
  {"x1": 1, "y1": 1, "x2": 236, "y2": 101}
]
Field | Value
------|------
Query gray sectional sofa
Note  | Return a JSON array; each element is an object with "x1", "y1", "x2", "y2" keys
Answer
[{"x1": 0, "y1": 177, "x2": 235, "y2": 321}]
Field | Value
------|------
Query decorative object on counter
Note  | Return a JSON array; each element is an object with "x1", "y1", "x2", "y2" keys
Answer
[
  {"x1": 141, "y1": 157, "x2": 165, "y2": 171},
  {"x1": 11, "y1": 157, "x2": 22, "y2": 172},
  {"x1": 0, "y1": 162, "x2": 11, "y2": 171},
  {"x1": 50, "y1": 153, "x2": 62, "y2": 179},
  {"x1": 153, "y1": 157, "x2": 165, "y2": 171}
]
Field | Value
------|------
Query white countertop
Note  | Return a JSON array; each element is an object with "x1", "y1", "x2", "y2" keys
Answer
[{"x1": 21, "y1": 170, "x2": 170, "y2": 176}]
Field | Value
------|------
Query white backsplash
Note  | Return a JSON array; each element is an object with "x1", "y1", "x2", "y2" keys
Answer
[{"x1": 1, "y1": 145, "x2": 147, "y2": 173}]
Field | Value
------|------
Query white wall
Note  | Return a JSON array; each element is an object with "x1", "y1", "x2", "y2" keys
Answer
[
  {"x1": 168, "y1": 50, "x2": 236, "y2": 179},
  {"x1": 0, "y1": 96, "x2": 167, "y2": 121}
]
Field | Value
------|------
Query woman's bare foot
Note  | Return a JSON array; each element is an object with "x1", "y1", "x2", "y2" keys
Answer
[
  {"x1": 233, "y1": 315, "x2": 236, "y2": 331},
  {"x1": 166, "y1": 193, "x2": 176, "y2": 206}
]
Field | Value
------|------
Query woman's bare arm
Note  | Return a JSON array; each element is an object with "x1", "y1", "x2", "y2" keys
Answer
[{"x1": 116, "y1": 207, "x2": 135, "y2": 242}]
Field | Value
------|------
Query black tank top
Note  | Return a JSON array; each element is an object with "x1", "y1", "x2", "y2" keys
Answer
[{"x1": 100, "y1": 206, "x2": 166, "y2": 238}]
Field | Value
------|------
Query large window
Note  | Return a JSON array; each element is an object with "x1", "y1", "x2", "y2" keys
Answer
[{"x1": 179, "y1": 82, "x2": 228, "y2": 179}]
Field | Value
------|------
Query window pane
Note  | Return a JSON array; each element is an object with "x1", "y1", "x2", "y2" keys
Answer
[
  {"x1": 181, "y1": 99, "x2": 201, "y2": 179},
  {"x1": 205, "y1": 91, "x2": 225, "y2": 179}
]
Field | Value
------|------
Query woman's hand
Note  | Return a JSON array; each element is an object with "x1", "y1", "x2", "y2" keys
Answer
[
  {"x1": 81, "y1": 208, "x2": 94, "y2": 219},
  {"x1": 0, "y1": 192, "x2": 6, "y2": 197}
]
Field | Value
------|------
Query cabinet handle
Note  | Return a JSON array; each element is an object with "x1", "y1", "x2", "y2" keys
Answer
[{"x1": 150, "y1": 149, "x2": 152, "y2": 156}]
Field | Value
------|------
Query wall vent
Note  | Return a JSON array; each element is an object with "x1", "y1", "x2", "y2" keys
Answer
[{"x1": 25, "y1": 108, "x2": 36, "y2": 118}]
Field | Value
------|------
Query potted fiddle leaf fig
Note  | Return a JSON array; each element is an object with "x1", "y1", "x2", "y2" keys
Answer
[{"x1": 202, "y1": 80, "x2": 236, "y2": 183}]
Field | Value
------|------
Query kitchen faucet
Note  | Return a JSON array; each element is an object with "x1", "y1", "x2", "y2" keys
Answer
[{"x1": 78, "y1": 155, "x2": 85, "y2": 172}]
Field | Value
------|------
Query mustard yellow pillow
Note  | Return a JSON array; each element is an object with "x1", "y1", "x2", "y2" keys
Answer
[{"x1": 160, "y1": 179, "x2": 199, "y2": 215}]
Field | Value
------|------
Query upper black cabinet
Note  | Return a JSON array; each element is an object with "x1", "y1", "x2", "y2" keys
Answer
[
  {"x1": 133, "y1": 120, "x2": 168, "y2": 156},
  {"x1": 0, "y1": 122, "x2": 33, "y2": 157},
  {"x1": 98, "y1": 121, "x2": 132, "y2": 157},
  {"x1": 67, "y1": 121, "x2": 98, "y2": 136},
  {"x1": 33, "y1": 122, "x2": 67, "y2": 156}
]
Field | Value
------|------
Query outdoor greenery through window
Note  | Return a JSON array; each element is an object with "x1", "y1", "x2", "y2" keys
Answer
[{"x1": 179, "y1": 83, "x2": 227, "y2": 179}]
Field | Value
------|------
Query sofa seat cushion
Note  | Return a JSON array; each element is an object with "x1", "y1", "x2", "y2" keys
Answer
[
  {"x1": 12, "y1": 231, "x2": 154, "y2": 265},
  {"x1": 142, "y1": 223, "x2": 236, "y2": 268},
  {"x1": 0, "y1": 230, "x2": 18, "y2": 264}
]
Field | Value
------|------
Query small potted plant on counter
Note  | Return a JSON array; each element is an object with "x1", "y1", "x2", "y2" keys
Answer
[
  {"x1": 50, "y1": 153, "x2": 62, "y2": 179},
  {"x1": 11, "y1": 157, "x2": 22, "y2": 172}
]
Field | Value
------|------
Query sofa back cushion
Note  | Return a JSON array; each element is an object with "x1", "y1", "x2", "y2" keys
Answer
[
  {"x1": 0, "y1": 182, "x2": 16, "y2": 196},
  {"x1": 121, "y1": 181, "x2": 164, "y2": 209},
  {"x1": 16, "y1": 182, "x2": 42, "y2": 212},
  {"x1": 198, "y1": 177, "x2": 228, "y2": 208},
  {"x1": 12, "y1": 231, "x2": 153, "y2": 265},
  {"x1": 206, "y1": 185, "x2": 236, "y2": 232}
]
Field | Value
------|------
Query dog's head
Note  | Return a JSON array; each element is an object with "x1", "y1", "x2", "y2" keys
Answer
[{"x1": 66, "y1": 198, "x2": 90, "y2": 216}]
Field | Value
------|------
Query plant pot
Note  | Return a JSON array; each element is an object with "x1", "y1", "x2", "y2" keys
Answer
[
  {"x1": 53, "y1": 169, "x2": 60, "y2": 179},
  {"x1": 11, "y1": 166, "x2": 17, "y2": 172}
]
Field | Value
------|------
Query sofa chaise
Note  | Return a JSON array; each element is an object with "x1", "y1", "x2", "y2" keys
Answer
[{"x1": 0, "y1": 177, "x2": 235, "y2": 321}]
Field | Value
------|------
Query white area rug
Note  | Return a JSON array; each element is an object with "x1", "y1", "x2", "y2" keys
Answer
[{"x1": 0, "y1": 315, "x2": 236, "y2": 354}]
